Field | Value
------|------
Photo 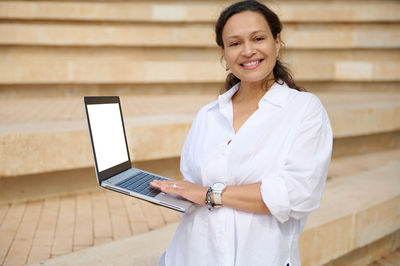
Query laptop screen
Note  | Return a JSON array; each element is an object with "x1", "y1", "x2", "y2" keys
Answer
[{"x1": 86, "y1": 103, "x2": 129, "y2": 172}]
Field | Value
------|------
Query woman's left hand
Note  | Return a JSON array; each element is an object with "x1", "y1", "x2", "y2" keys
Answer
[{"x1": 150, "y1": 180, "x2": 207, "y2": 206}]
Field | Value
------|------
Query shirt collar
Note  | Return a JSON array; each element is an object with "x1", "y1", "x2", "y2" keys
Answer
[
  {"x1": 218, "y1": 81, "x2": 291, "y2": 109},
  {"x1": 217, "y1": 83, "x2": 240, "y2": 125},
  {"x1": 259, "y1": 81, "x2": 291, "y2": 108},
  {"x1": 218, "y1": 82, "x2": 240, "y2": 106}
]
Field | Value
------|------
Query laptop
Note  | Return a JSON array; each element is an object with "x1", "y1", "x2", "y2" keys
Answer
[{"x1": 84, "y1": 96, "x2": 193, "y2": 212}]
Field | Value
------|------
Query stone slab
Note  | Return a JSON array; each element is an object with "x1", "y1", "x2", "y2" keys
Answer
[
  {"x1": 300, "y1": 161, "x2": 400, "y2": 265},
  {"x1": 1, "y1": 93, "x2": 400, "y2": 176},
  {"x1": 0, "y1": 115, "x2": 192, "y2": 176},
  {"x1": 277, "y1": 1, "x2": 400, "y2": 23},
  {"x1": 332, "y1": 131, "x2": 400, "y2": 159},
  {"x1": 1, "y1": 47, "x2": 399, "y2": 83},
  {"x1": 369, "y1": 247, "x2": 400, "y2": 266},
  {"x1": 1, "y1": 23, "x2": 398, "y2": 49},
  {"x1": 324, "y1": 230, "x2": 400, "y2": 266},
  {"x1": 1, "y1": 1, "x2": 399, "y2": 23},
  {"x1": 0, "y1": 83, "x2": 222, "y2": 98},
  {"x1": 0, "y1": 157, "x2": 183, "y2": 203},
  {"x1": 27, "y1": 222, "x2": 178, "y2": 266},
  {"x1": 1, "y1": 82, "x2": 399, "y2": 99}
]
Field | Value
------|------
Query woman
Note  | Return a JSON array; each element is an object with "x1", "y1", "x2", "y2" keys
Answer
[{"x1": 150, "y1": 1, "x2": 332, "y2": 265}]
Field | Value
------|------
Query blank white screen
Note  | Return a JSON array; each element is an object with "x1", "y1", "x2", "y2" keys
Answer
[{"x1": 87, "y1": 103, "x2": 129, "y2": 172}]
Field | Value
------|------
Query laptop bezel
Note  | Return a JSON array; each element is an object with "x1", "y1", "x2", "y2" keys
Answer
[{"x1": 84, "y1": 96, "x2": 132, "y2": 184}]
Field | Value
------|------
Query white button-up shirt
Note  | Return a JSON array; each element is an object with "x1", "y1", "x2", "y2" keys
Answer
[{"x1": 163, "y1": 82, "x2": 333, "y2": 266}]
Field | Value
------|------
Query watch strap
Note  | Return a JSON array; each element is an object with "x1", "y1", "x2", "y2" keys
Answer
[{"x1": 213, "y1": 190, "x2": 223, "y2": 205}]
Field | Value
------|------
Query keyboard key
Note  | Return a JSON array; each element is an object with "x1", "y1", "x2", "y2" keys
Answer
[
  {"x1": 115, "y1": 171, "x2": 168, "y2": 196},
  {"x1": 117, "y1": 172, "x2": 146, "y2": 187},
  {"x1": 134, "y1": 180, "x2": 152, "y2": 193},
  {"x1": 126, "y1": 175, "x2": 151, "y2": 190}
]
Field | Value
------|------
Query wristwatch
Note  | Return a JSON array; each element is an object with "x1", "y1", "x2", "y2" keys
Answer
[{"x1": 211, "y1": 182, "x2": 227, "y2": 207}]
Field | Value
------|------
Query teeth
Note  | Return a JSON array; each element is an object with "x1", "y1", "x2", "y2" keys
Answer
[{"x1": 243, "y1": 60, "x2": 259, "y2": 66}]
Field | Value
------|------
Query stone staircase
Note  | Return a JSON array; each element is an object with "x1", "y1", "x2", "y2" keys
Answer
[{"x1": 0, "y1": 0, "x2": 399, "y2": 265}]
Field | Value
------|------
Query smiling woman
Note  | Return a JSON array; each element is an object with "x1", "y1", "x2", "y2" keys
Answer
[
  {"x1": 151, "y1": 1, "x2": 333, "y2": 265},
  {"x1": 221, "y1": 11, "x2": 280, "y2": 87},
  {"x1": 215, "y1": 0, "x2": 304, "y2": 94}
]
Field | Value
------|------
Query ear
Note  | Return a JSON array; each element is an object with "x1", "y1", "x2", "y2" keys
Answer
[
  {"x1": 275, "y1": 33, "x2": 281, "y2": 55},
  {"x1": 221, "y1": 48, "x2": 229, "y2": 69},
  {"x1": 221, "y1": 47, "x2": 225, "y2": 60}
]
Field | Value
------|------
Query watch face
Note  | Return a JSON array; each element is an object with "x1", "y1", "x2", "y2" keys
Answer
[{"x1": 213, "y1": 182, "x2": 226, "y2": 191}]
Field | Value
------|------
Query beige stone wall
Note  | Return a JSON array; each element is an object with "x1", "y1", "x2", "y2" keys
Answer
[
  {"x1": 0, "y1": 1, "x2": 399, "y2": 265},
  {"x1": 0, "y1": 0, "x2": 399, "y2": 175},
  {"x1": 0, "y1": 0, "x2": 399, "y2": 95}
]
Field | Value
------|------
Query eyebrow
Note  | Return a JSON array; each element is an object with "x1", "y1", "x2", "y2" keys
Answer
[{"x1": 225, "y1": 30, "x2": 266, "y2": 40}]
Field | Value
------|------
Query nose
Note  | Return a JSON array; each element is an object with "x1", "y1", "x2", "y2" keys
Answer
[{"x1": 241, "y1": 41, "x2": 255, "y2": 57}]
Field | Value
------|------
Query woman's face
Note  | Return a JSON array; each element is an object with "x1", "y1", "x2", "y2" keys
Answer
[{"x1": 222, "y1": 11, "x2": 280, "y2": 86}]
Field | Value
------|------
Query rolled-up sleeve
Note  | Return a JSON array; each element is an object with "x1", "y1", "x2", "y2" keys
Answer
[{"x1": 260, "y1": 96, "x2": 333, "y2": 223}]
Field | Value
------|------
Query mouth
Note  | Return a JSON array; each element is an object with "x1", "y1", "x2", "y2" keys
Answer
[{"x1": 240, "y1": 59, "x2": 264, "y2": 70}]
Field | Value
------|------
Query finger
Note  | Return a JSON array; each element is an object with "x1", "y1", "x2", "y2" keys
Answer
[
  {"x1": 161, "y1": 181, "x2": 181, "y2": 194},
  {"x1": 150, "y1": 180, "x2": 161, "y2": 189},
  {"x1": 151, "y1": 180, "x2": 172, "y2": 188}
]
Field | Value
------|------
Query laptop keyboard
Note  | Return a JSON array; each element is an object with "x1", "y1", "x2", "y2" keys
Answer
[{"x1": 115, "y1": 172, "x2": 166, "y2": 197}]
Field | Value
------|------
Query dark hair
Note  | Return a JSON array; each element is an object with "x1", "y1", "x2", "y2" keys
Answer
[{"x1": 215, "y1": 0, "x2": 304, "y2": 92}]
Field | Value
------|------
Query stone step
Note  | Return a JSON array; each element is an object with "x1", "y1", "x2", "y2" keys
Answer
[
  {"x1": 0, "y1": 83, "x2": 222, "y2": 98},
  {"x1": 27, "y1": 222, "x2": 179, "y2": 266},
  {"x1": 1, "y1": 47, "x2": 399, "y2": 84},
  {"x1": 367, "y1": 248, "x2": 400, "y2": 266},
  {"x1": 0, "y1": 82, "x2": 399, "y2": 99},
  {"x1": 1, "y1": 92, "x2": 399, "y2": 177},
  {"x1": 300, "y1": 160, "x2": 400, "y2": 266},
  {"x1": 0, "y1": 95, "x2": 214, "y2": 177},
  {"x1": 1, "y1": 22, "x2": 398, "y2": 49},
  {"x1": 1, "y1": 0, "x2": 399, "y2": 23},
  {"x1": 27, "y1": 151, "x2": 400, "y2": 266}
]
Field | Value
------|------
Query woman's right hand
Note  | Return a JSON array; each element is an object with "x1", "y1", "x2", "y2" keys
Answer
[{"x1": 150, "y1": 180, "x2": 208, "y2": 206}]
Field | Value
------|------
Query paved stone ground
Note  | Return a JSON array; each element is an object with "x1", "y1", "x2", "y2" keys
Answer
[
  {"x1": 1, "y1": 148, "x2": 400, "y2": 265},
  {"x1": 0, "y1": 189, "x2": 180, "y2": 266}
]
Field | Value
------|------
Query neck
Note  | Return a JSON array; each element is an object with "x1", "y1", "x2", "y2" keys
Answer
[{"x1": 235, "y1": 77, "x2": 275, "y2": 102}]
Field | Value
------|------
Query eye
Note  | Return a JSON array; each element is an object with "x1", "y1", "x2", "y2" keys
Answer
[
  {"x1": 229, "y1": 41, "x2": 239, "y2": 47},
  {"x1": 255, "y1": 36, "x2": 265, "y2": 42}
]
